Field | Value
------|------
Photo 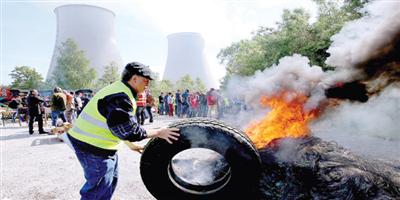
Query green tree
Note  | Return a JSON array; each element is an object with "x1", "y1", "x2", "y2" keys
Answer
[
  {"x1": 150, "y1": 79, "x2": 175, "y2": 97},
  {"x1": 9, "y1": 66, "x2": 44, "y2": 89},
  {"x1": 158, "y1": 80, "x2": 175, "y2": 93},
  {"x1": 218, "y1": 9, "x2": 312, "y2": 78},
  {"x1": 95, "y1": 61, "x2": 120, "y2": 89},
  {"x1": 38, "y1": 81, "x2": 55, "y2": 90},
  {"x1": 149, "y1": 73, "x2": 161, "y2": 95},
  {"x1": 194, "y1": 78, "x2": 207, "y2": 92},
  {"x1": 51, "y1": 38, "x2": 96, "y2": 89},
  {"x1": 217, "y1": 0, "x2": 367, "y2": 88},
  {"x1": 174, "y1": 75, "x2": 208, "y2": 92},
  {"x1": 305, "y1": 0, "x2": 367, "y2": 69},
  {"x1": 148, "y1": 77, "x2": 175, "y2": 108},
  {"x1": 148, "y1": 73, "x2": 175, "y2": 98},
  {"x1": 175, "y1": 75, "x2": 195, "y2": 91}
]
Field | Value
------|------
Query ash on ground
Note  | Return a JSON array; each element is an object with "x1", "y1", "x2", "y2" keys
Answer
[{"x1": 258, "y1": 137, "x2": 400, "y2": 200}]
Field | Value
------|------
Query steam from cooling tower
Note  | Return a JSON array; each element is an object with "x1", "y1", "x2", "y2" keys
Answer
[
  {"x1": 47, "y1": 4, "x2": 122, "y2": 81},
  {"x1": 163, "y1": 32, "x2": 218, "y2": 88}
]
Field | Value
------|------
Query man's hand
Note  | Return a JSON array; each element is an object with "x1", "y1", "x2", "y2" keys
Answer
[
  {"x1": 156, "y1": 128, "x2": 180, "y2": 144},
  {"x1": 147, "y1": 128, "x2": 180, "y2": 144}
]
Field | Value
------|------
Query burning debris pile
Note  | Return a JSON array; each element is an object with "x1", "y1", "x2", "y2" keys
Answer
[
  {"x1": 258, "y1": 137, "x2": 400, "y2": 199},
  {"x1": 240, "y1": 85, "x2": 400, "y2": 199},
  {"x1": 245, "y1": 93, "x2": 320, "y2": 149},
  {"x1": 221, "y1": 1, "x2": 400, "y2": 199}
]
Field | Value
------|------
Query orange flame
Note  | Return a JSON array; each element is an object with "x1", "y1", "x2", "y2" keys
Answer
[{"x1": 246, "y1": 93, "x2": 319, "y2": 148}]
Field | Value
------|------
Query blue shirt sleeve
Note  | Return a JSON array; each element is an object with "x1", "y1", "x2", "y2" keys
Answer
[{"x1": 97, "y1": 92, "x2": 147, "y2": 142}]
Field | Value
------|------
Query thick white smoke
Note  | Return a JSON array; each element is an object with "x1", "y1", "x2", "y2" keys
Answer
[
  {"x1": 324, "y1": 0, "x2": 400, "y2": 85},
  {"x1": 224, "y1": 54, "x2": 324, "y2": 129},
  {"x1": 228, "y1": 54, "x2": 323, "y2": 103},
  {"x1": 314, "y1": 1, "x2": 400, "y2": 160},
  {"x1": 171, "y1": 148, "x2": 229, "y2": 186},
  {"x1": 223, "y1": 1, "x2": 400, "y2": 161},
  {"x1": 311, "y1": 84, "x2": 400, "y2": 160}
]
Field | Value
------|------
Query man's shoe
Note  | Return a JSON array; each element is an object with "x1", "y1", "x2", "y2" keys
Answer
[
  {"x1": 29, "y1": 131, "x2": 34, "y2": 135},
  {"x1": 39, "y1": 131, "x2": 49, "y2": 134}
]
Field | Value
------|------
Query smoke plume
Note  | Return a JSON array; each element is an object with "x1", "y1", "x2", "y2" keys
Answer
[
  {"x1": 324, "y1": 0, "x2": 400, "y2": 92},
  {"x1": 224, "y1": 54, "x2": 324, "y2": 129},
  {"x1": 223, "y1": 1, "x2": 400, "y2": 161},
  {"x1": 311, "y1": 84, "x2": 400, "y2": 160}
]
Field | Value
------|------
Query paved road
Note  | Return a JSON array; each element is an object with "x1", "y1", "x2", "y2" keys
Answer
[{"x1": 1, "y1": 115, "x2": 180, "y2": 200}]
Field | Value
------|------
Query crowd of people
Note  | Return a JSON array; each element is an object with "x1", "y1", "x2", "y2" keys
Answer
[
  {"x1": 155, "y1": 88, "x2": 247, "y2": 120},
  {"x1": 5, "y1": 85, "x2": 248, "y2": 133},
  {"x1": 5, "y1": 87, "x2": 93, "y2": 134}
]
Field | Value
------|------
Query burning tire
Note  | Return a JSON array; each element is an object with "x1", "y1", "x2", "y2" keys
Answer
[{"x1": 140, "y1": 118, "x2": 261, "y2": 200}]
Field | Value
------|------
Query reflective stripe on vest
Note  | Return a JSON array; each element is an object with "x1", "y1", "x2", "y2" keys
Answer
[
  {"x1": 68, "y1": 81, "x2": 137, "y2": 150},
  {"x1": 70, "y1": 126, "x2": 118, "y2": 143},
  {"x1": 79, "y1": 111, "x2": 109, "y2": 129}
]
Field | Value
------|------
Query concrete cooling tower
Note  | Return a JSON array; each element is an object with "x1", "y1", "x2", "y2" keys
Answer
[
  {"x1": 47, "y1": 4, "x2": 122, "y2": 80},
  {"x1": 163, "y1": 32, "x2": 217, "y2": 88}
]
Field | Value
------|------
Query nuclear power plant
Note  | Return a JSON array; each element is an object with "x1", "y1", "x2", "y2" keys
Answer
[
  {"x1": 47, "y1": 4, "x2": 122, "y2": 81},
  {"x1": 163, "y1": 32, "x2": 217, "y2": 88}
]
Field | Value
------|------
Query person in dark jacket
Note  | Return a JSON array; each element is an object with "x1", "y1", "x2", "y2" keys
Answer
[
  {"x1": 164, "y1": 92, "x2": 169, "y2": 115},
  {"x1": 175, "y1": 89, "x2": 182, "y2": 117},
  {"x1": 158, "y1": 92, "x2": 164, "y2": 115},
  {"x1": 8, "y1": 95, "x2": 22, "y2": 123},
  {"x1": 27, "y1": 90, "x2": 48, "y2": 134}
]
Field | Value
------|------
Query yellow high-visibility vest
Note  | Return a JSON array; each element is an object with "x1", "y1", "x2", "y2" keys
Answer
[{"x1": 68, "y1": 81, "x2": 137, "y2": 150}]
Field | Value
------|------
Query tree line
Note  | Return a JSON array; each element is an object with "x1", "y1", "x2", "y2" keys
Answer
[
  {"x1": 7, "y1": 38, "x2": 207, "y2": 94},
  {"x1": 8, "y1": 39, "x2": 116, "y2": 90},
  {"x1": 217, "y1": 0, "x2": 368, "y2": 87}
]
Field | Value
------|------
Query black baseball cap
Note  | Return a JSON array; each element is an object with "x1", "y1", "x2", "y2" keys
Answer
[{"x1": 122, "y1": 62, "x2": 155, "y2": 81}]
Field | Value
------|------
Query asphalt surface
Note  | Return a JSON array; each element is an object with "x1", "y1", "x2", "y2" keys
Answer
[{"x1": 1, "y1": 115, "x2": 180, "y2": 200}]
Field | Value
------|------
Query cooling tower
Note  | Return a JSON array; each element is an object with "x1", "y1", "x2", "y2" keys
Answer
[
  {"x1": 163, "y1": 32, "x2": 217, "y2": 88},
  {"x1": 47, "y1": 4, "x2": 122, "y2": 80}
]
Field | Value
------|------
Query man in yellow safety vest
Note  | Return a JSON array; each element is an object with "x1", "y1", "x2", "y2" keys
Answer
[{"x1": 67, "y1": 61, "x2": 180, "y2": 200}]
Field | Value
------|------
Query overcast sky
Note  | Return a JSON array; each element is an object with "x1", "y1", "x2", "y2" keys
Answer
[{"x1": 1, "y1": 0, "x2": 317, "y2": 86}]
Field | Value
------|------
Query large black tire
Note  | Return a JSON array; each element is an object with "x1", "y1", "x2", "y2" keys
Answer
[{"x1": 140, "y1": 118, "x2": 261, "y2": 200}]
